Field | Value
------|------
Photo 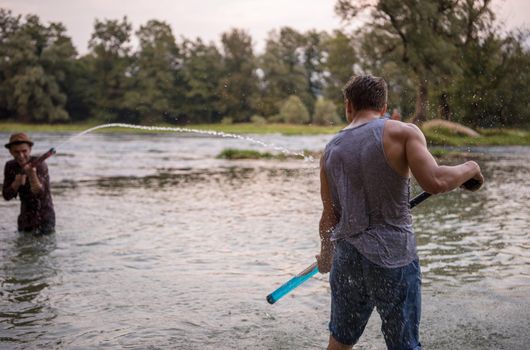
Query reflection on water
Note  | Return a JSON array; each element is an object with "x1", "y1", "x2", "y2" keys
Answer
[
  {"x1": 0, "y1": 132, "x2": 529, "y2": 349},
  {"x1": 0, "y1": 233, "x2": 57, "y2": 346},
  {"x1": 413, "y1": 150, "x2": 530, "y2": 289}
]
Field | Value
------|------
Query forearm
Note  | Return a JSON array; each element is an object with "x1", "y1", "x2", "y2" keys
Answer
[
  {"x1": 318, "y1": 158, "x2": 338, "y2": 273},
  {"x1": 319, "y1": 212, "x2": 337, "y2": 255},
  {"x1": 11, "y1": 181, "x2": 21, "y2": 192},
  {"x1": 27, "y1": 172, "x2": 43, "y2": 194},
  {"x1": 430, "y1": 161, "x2": 479, "y2": 194},
  {"x1": 407, "y1": 125, "x2": 483, "y2": 194}
]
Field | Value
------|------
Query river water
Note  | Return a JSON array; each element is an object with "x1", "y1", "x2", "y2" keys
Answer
[{"x1": 1, "y1": 131, "x2": 529, "y2": 349}]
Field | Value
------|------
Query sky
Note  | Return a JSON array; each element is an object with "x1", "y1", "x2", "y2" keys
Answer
[{"x1": 1, "y1": 0, "x2": 529, "y2": 54}]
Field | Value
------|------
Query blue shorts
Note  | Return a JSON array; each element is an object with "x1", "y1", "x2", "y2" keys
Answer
[{"x1": 329, "y1": 240, "x2": 422, "y2": 350}]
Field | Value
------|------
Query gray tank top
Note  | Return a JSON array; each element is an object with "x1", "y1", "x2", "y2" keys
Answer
[{"x1": 323, "y1": 118, "x2": 417, "y2": 268}]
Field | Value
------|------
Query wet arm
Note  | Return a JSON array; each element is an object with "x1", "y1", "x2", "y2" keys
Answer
[
  {"x1": 405, "y1": 124, "x2": 483, "y2": 194},
  {"x1": 3, "y1": 165, "x2": 18, "y2": 200},
  {"x1": 26, "y1": 164, "x2": 44, "y2": 195},
  {"x1": 318, "y1": 158, "x2": 339, "y2": 273}
]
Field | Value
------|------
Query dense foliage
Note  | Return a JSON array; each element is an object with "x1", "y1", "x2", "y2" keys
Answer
[{"x1": 0, "y1": 4, "x2": 528, "y2": 128}]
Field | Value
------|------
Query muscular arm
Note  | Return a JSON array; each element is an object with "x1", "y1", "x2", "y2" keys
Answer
[
  {"x1": 405, "y1": 124, "x2": 483, "y2": 194},
  {"x1": 317, "y1": 157, "x2": 339, "y2": 273}
]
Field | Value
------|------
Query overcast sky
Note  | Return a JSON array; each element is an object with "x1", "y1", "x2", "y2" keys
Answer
[{"x1": 2, "y1": 0, "x2": 529, "y2": 54}]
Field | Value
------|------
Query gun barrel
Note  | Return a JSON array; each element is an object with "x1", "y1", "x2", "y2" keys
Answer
[{"x1": 23, "y1": 148, "x2": 56, "y2": 169}]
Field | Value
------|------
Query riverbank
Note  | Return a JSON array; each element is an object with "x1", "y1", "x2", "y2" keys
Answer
[
  {"x1": 1, "y1": 121, "x2": 529, "y2": 146},
  {"x1": 422, "y1": 127, "x2": 530, "y2": 146}
]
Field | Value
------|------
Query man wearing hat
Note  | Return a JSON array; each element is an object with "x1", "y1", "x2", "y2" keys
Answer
[{"x1": 3, "y1": 133, "x2": 55, "y2": 235}]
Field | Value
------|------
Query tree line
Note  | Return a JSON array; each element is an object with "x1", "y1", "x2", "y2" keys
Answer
[{"x1": 1, "y1": 1, "x2": 529, "y2": 128}]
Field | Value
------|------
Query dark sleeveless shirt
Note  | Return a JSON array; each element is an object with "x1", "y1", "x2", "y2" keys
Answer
[{"x1": 323, "y1": 118, "x2": 417, "y2": 268}]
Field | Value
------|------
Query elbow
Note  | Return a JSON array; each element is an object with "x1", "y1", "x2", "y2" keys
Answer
[
  {"x1": 421, "y1": 179, "x2": 450, "y2": 195},
  {"x1": 319, "y1": 214, "x2": 333, "y2": 228},
  {"x1": 320, "y1": 209, "x2": 338, "y2": 229},
  {"x1": 2, "y1": 190, "x2": 14, "y2": 201}
]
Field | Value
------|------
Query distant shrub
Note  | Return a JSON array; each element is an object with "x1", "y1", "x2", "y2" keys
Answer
[
  {"x1": 250, "y1": 115, "x2": 267, "y2": 125},
  {"x1": 267, "y1": 114, "x2": 282, "y2": 123},
  {"x1": 221, "y1": 117, "x2": 233, "y2": 124},
  {"x1": 278, "y1": 95, "x2": 310, "y2": 124},
  {"x1": 313, "y1": 98, "x2": 342, "y2": 125},
  {"x1": 217, "y1": 148, "x2": 274, "y2": 159}
]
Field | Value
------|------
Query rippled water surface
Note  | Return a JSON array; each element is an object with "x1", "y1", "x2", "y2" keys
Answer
[{"x1": 1, "y1": 131, "x2": 529, "y2": 349}]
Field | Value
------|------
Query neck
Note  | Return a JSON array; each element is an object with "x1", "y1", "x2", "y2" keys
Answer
[{"x1": 347, "y1": 110, "x2": 381, "y2": 127}]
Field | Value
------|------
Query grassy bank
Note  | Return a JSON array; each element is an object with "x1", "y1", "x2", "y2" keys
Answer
[
  {"x1": 217, "y1": 148, "x2": 276, "y2": 160},
  {"x1": 217, "y1": 148, "x2": 320, "y2": 160},
  {"x1": 1, "y1": 121, "x2": 529, "y2": 145},
  {"x1": 423, "y1": 127, "x2": 530, "y2": 146}
]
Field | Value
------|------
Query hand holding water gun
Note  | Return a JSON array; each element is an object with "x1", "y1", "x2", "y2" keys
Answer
[
  {"x1": 26, "y1": 148, "x2": 56, "y2": 168},
  {"x1": 19, "y1": 148, "x2": 56, "y2": 194},
  {"x1": 20, "y1": 148, "x2": 56, "y2": 174}
]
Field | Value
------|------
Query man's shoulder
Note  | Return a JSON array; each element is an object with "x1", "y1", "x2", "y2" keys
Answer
[
  {"x1": 326, "y1": 131, "x2": 345, "y2": 147},
  {"x1": 4, "y1": 159, "x2": 17, "y2": 168},
  {"x1": 384, "y1": 120, "x2": 423, "y2": 139},
  {"x1": 3, "y1": 159, "x2": 18, "y2": 178}
]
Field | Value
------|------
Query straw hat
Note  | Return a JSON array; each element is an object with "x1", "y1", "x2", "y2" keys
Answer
[{"x1": 4, "y1": 133, "x2": 34, "y2": 149}]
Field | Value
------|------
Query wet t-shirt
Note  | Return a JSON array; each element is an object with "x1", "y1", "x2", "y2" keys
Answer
[
  {"x1": 323, "y1": 118, "x2": 417, "y2": 268},
  {"x1": 3, "y1": 157, "x2": 55, "y2": 231}
]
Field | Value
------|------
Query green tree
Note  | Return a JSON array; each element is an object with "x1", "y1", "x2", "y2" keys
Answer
[
  {"x1": 276, "y1": 95, "x2": 310, "y2": 124},
  {"x1": 335, "y1": 0, "x2": 494, "y2": 125},
  {"x1": 62, "y1": 55, "x2": 96, "y2": 122},
  {"x1": 302, "y1": 30, "x2": 328, "y2": 113},
  {"x1": 124, "y1": 20, "x2": 183, "y2": 123},
  {"x1": 258, "y1": 27, "x2": 312, "y2": 118},
  {"x1": 0, "y1": 9, "x2": 21, "y2": 120},
  {"x1": 0, "y1": 10, "x2": 75, "y2": 122},
  {"x1": 432, "y1": 0, "x2": 497, "y2": 122},
  {"x1": 87, "y1": 16, "x2": 133, "y2": 121},
  {"x1": 180, "y1": 38, "x2": 224, "y2": 123},
  {"x1": 313, "y1": 97, "x2": 342, "y2": 125},
  {"x1": 322, "y1": 30, "x2": 356, "y2": 115},
  {"x1": 453, "y1": 30, "x2": 530, "y2": 128},
  {"x1": 216, "y1": 29, "x2": 259, "y2": 122},
  {"x1": 355, "y1": 27, "x2": 417, "y2": 120}
]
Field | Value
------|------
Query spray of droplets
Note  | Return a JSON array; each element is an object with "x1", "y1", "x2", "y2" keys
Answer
[{"x1": 55, "y1": 123, "x2": 315, "y2": 162}]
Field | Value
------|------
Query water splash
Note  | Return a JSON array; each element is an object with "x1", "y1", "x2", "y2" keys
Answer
[{"x1": 55, "y1": 123, "x2": 315, "y2": 162}]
